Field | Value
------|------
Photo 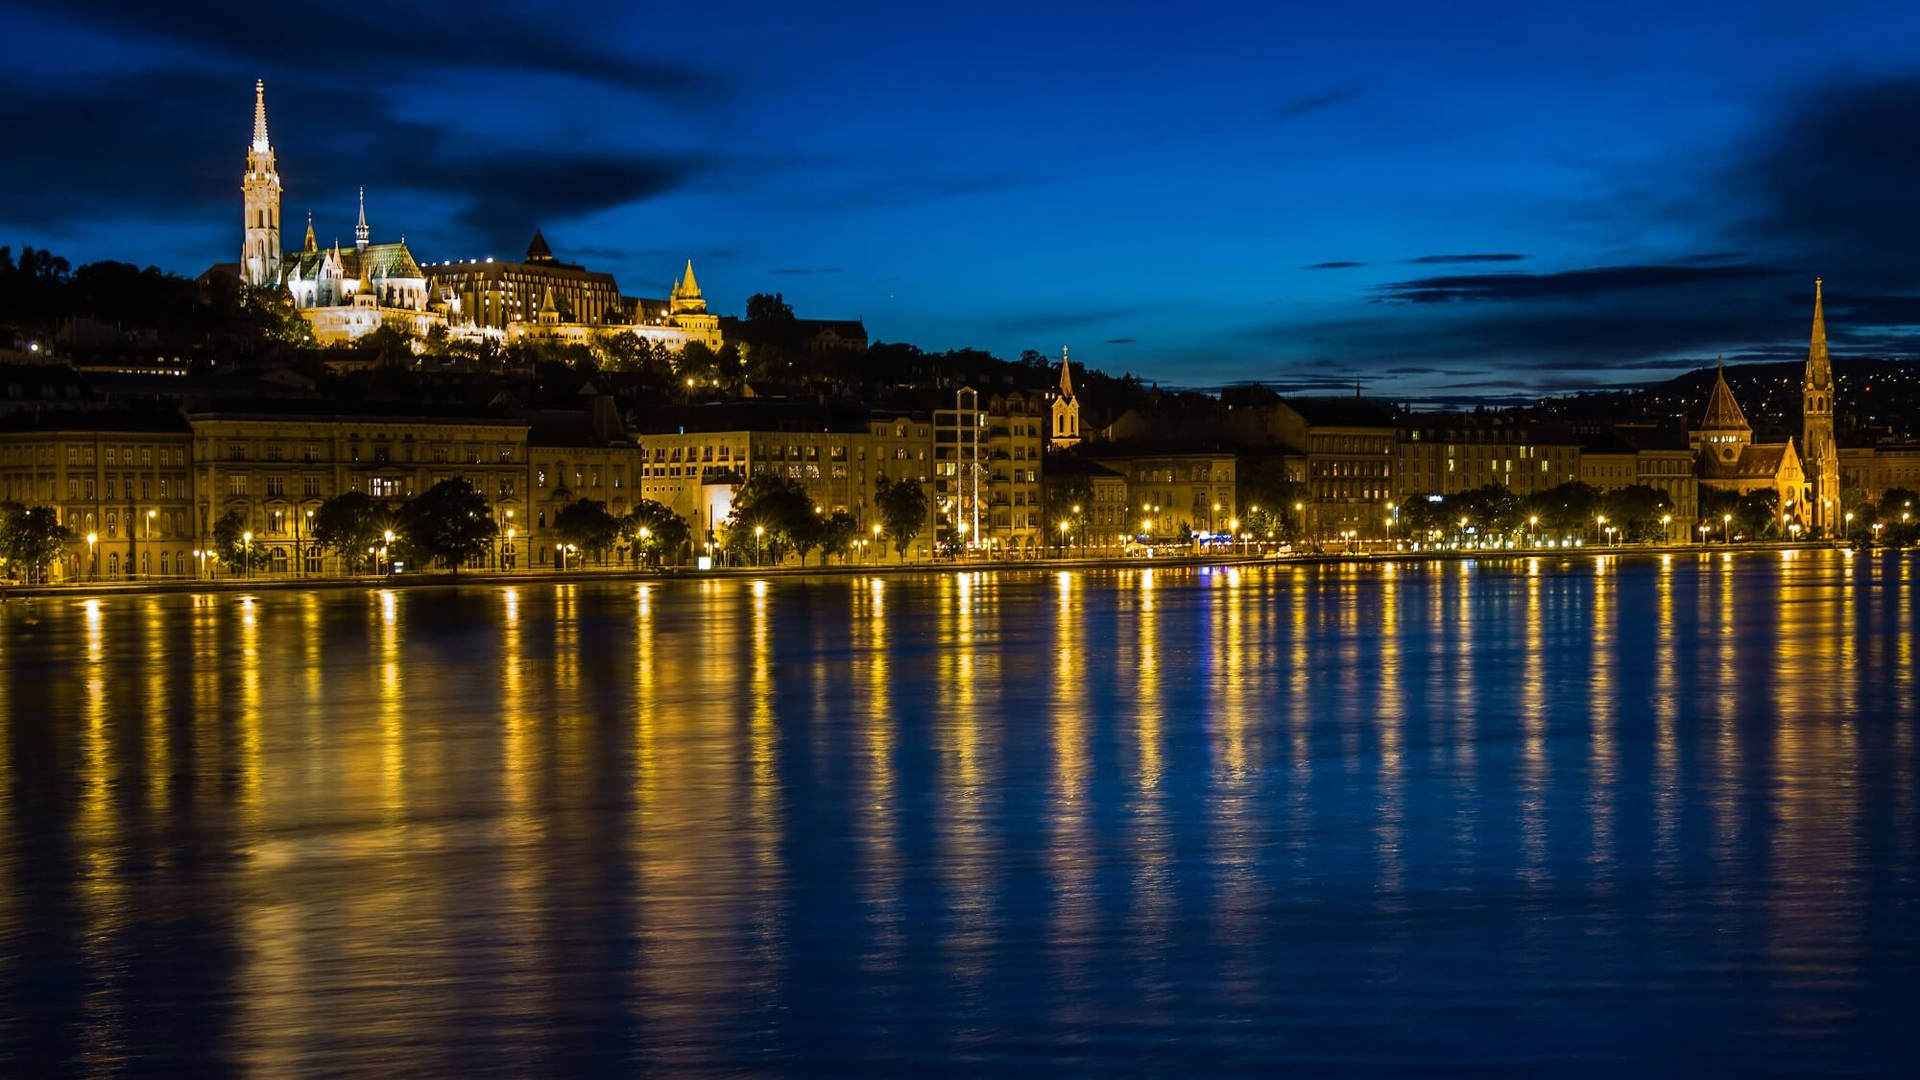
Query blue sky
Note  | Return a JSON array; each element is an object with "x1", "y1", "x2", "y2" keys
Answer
[{"x1": 6, "y1": 0, "x2": 1920, "y2": 398}]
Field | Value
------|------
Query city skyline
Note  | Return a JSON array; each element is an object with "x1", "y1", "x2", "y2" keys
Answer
[{"x1": 8, "y1": 2, "x2": 1920, "y2": 397}]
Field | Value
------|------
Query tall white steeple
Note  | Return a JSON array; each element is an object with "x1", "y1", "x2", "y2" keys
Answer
[
  {"x1": 355, "y1": 187, "x2": 370, "y2": 251},
  {"x1": 240, "y1": 79, "x2": 283, "y2": 287}
]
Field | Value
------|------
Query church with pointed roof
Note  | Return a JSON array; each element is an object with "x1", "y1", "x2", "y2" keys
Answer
[
  {"x1": 1689, "y1": 282, "x2": 1845, "y2": 533},
  {"x1": 1050, "y1": 346, "x2": 1081, "y2": 450},
  {"x1": 236, "y1": 82, "x2": 449, "y2": 343}
]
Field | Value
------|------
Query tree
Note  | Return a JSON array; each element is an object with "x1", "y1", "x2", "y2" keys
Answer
[
  {"x1": 1455, "y1": 483, "x2": 1525, "y2": 535},
  {"x1": 1601, "y1": 484, "x2": 1675, "y2": 542},
  {"x1": 874, "y1": 475, "x2": 929, "y2": 560},
  {"x1": 396, "y1": 478, "x2": 497, "y2": 574},
  {"x1": 1044, "y1": 473, "x2": 1095, "y2": 542},
  {"x1": 310, "y1": 491, "x2": 388, "y2": 572},
  {"x1": 553, "y1": 498, "x2": 622, "y2": 564},
  {"x1": 212, "y1": 509, "x2": 269, "y2": 574},
  {"x1": 1238, "y1": 456, "x2": 1304, "y2": 540},
  {"x1": 1526, "y1": 481, "x2": 1601, "y2": 535},
  {"x1": 818, "y1": 509, "x2": 859, "y2": 563},
  {"x1": 0, "y1": 502, "x2": 70, "y2": 583},
  {"x1": 725, "y1": 474, "x2": 816, "y2": 565},
  {"x1": 624, "y1": 500, "x2": 691, "y2": 566}
]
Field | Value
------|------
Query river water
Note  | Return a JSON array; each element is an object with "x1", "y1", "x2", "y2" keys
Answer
[{"x1": 0, "y1": 550, "x2": 1915, "y2": 1076}]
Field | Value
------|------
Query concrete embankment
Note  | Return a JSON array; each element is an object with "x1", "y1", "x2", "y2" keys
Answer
[{"x1": 0, "y1": 540, "x2": 1888, "y2": 601}]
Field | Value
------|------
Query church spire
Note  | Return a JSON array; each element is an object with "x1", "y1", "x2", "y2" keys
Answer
[
  {"x1": 677, "y1": 259, "x2": 701, "y2": 299},
  {"x1": 1807, "y1": 277, "x2": 1831, "y2": 390},
  {"x1": 240, "y1": 79, "x2": 283, "y2": 288},
  {"x1": 302, "y1": 210, "x2": 316, "y2": 253},
  {"x1": 355, "y1": 187, "x2": 369, "y2": 251},
  {"x1": 1059, "y1": 345, "x2": 1075, "y2": 398},
  {"x1": 252, "y1": 79, "x2": 270, "y2": 151}
]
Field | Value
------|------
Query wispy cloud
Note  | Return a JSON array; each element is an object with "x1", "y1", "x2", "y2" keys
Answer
[
  {"x1": 1371, "y1": 262, "x2": 1784, "y2": 304},
  {"x1": 1402, "y1": 253, "x2": 1527, "y2": 265},
  {"x1": 1275, "y1": 80, "x2": 1368, "y2": 122},
  {"x1": 1304, "y1": 260, "x2": 1366, "y2": 270}
]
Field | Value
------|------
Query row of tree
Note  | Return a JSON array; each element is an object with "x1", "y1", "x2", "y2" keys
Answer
[
  {"x1": 718, "y1": 474, "x2": 929, "y2": 565},
  {"x1": 1400, "y1": 482, "x2": 1677, "y2": 542}
]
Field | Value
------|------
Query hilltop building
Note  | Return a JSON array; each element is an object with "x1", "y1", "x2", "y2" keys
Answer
[{"x1": 231, "y1": 83, "x2": 448, "y2": 343}]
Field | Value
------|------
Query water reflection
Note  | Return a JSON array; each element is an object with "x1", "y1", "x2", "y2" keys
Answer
[{"x1": 0, "y1": 550, "x2": 1915, "y2": 1075}]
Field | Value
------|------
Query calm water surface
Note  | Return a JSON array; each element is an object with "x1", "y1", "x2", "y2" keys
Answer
[{"x1": 1, "y1": 551, "x2": 1916, "y2": 1076}]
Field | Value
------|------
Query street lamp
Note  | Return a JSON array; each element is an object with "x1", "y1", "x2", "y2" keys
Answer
[
  {"x1": 1723, "y1": 512, "x2": 1733, "y2": 544},
  {"x1": 1660, "y1": 514, "x2": 1672, "y2": 544},
  {"x1": 754, "y1": 523, "x2": 765, "y2": 566},
  {"x1": 242, "y1": 530, "x2": 253, "y2": 578},
  {"x1": 86, "y1": 532, "x2": 97, "y2": 580},
  {"x1": 1527, "y1": 515, "x2": 1539, "y2": 547}
]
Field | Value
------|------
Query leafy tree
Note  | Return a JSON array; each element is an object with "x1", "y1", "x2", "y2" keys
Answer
[
  {"x1": 725, "y1": 474, "x2": 817, "y2": 565},
  {"x1": 745, "y1": 292, "x2": 796, "y2": 327},
  {"x1": 553, "y1": 498, "x2": 622, "y2": 564},
  {"x1": 874, "y1": 475, "x2": 929, "y2": 560},
  {"x1": 310, "y1": 491, "x2": 388, "y2": 572},
  {"x1": 1879, "y1": 487, "x2": 1917, "y2": 520},
  {"x1": 818, "y1": 509, "x2": 859, "y2": 563},
  {"x1": 0, "y1": 502, "x2": 70, "y2": 583},
  {"x1": 396, "y1": 478, "x2": 497, "y2": 574},
  {"x1": 624, "y1": 499, "x2": 691, "y2": 566},
  {"x1": 1601, "y1": 484, "x2": 1675, "y2": 542},
  {"x1": 357, "y1": 324, "x2": 416, "y2": 368},
  {"x1": 1525, "y1": 481, "x2": 1602, "y2": 534},
  {"x1": 1237, "y1": 456, "x2": 1304, "y2": 540},
  {"x1": 1447, "y1": 483, "x2": 1524, "y2": 537},
  {"x1": 212, "y1": 509, "x2": 269, "y2": 573}
]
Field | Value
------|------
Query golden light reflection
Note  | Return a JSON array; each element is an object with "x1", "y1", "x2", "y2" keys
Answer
[
  {"x1": 1589, "y1": 560, "x2": 1615, "y2": 890},
  {"x1": 1653, "y1": 559, "x2": 1679, "y2": 881},
  {"x1": 1048, "y1": 566, "x2": 1093, "y2": 1018},
  {"x1": 853, "y1": 574, "x2": 899, "y2": 975},
  {"x1": 1376, "y1": 564, "x2": 1404, "y2": 902},
  {"x1": 1519, "y1": 570, "x2": 1546, "y2": 887}
]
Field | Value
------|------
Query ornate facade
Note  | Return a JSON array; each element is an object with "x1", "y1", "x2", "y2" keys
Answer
[{"x1": 241, "y1": 85, "x2": 445, "y2": 343}]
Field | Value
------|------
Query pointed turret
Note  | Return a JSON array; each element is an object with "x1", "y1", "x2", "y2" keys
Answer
[
  {"x1": 538, "y1": 286, "x2": 560, "y2": 324},
  {"x1": 252, "y1": 79, "x2": 271, "y2": 152},
  {"x1": 1050, "y1": 345, "x2": 1082, "y2": 449},
  {"x1": 355, "y1": 187, "x2": 369, "y2": 251},
  {"x1": 525, "y1": 228, "x2": 556, "y2": 264},
  {"x1": 1807, "y1": 277, "x2": 1831, "y2": 390},
  {"x1": 302, "y1": 210, "x2": 316, "y2": 253},
  {"x1": 669, "y1": 259, "x2": 706, "y2": 316},
  {"x1": 1698, "y1": 358, "x2": 1750, "y2": 432}
]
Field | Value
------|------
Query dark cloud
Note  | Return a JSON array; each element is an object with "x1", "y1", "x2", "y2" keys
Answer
[
  {"x1": 769, "y1": 267, "x2": 845, "y2": 276},
  {"x1": 1275, "y1": 81, "x2": 1367, "y2": 122},
  {"x1": 1105, "y1": 337, "x2": 1136, "y2": 344},
  {"x1": 1402, "y1": 253, "x2": 1527, "y2": 265},
  {"x1": 991, "y1": 304, "x2": 1154, "y2": 334},
  {"x1": 1305, "y1": 260, "x2": 1366, "y2": 270},
  {"x1": 1371, "y1": 262, "x2": 1784, "y2": 304},
  {"x1": 20, "y1": 0, "x2": 723, "y2": 102},
  {"x1": 1728, "y1": 75, "x2": 1920, "y2": 281},
  {"x1": 0, "y1": 68, "x2": 707, "y2": 255}
]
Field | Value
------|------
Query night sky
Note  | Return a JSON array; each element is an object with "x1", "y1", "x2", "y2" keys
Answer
[{"x1": 6, "y1": 0, "x2": 1920, "y2": 398}]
